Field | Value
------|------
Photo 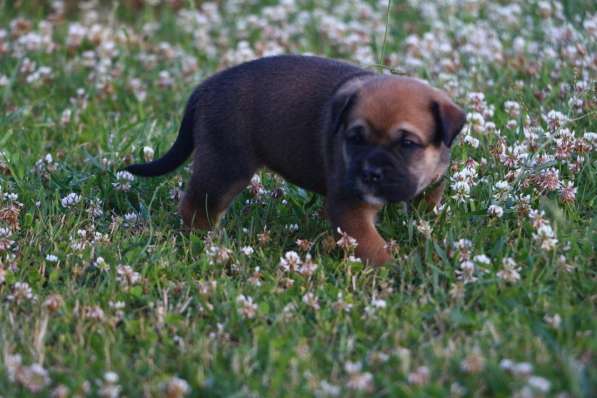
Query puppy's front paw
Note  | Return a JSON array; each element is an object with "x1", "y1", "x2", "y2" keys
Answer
[
  {"x1": 328, "y1": 201, "x2": 392, "y2": 266},
  {"x1": 357, "y1": 244, "x2": 392, "y2": 266}
]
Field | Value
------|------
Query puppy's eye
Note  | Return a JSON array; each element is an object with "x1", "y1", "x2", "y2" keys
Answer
[
  {"x1": 400, "y1": 138, "x2": 420, "y2": 149},
  {"x1": 346, "y1": 126, "x2": 366, "y2": 145}
]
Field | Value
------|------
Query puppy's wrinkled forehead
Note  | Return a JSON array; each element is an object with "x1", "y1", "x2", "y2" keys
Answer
[{"x1": 351, "y1": 77, "x2": 441, "y2": 145}]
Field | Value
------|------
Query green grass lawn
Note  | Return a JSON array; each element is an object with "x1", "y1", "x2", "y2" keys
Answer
[{"x1": 0, "y1": 1, "x2": 595, "y2": 397}]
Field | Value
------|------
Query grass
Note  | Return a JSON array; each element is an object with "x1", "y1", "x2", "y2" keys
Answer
[{"x1": 0, "y1": 1, "x2": 595, "y2": 397}]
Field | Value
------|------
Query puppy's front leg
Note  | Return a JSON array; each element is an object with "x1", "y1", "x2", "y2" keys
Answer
[{"x1": 327, "y1": 200, "x2": 391, "y2": 266}]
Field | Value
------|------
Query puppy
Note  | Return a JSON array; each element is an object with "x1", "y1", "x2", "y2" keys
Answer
[{"x1": 125, "y1": 55, "x2": 465, "y2": 265}]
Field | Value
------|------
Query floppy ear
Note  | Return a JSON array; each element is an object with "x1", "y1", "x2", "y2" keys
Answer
[
  {"x1": 432, "y1": 100, "x2": 466, "y2": 147},
  {"x1": 329, "y1": 90, "x2": 357, "y2": 134}
]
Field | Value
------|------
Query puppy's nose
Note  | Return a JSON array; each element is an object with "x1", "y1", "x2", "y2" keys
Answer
[{"x1": 361, "y1": 164, "x2": 383, "y2": 183}]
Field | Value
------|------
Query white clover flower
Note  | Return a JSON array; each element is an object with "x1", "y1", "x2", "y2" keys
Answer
[
  {"x1": 332, "y1": 293, "x2": 353, "y2": 313},
  {"x1": 299, "y1": 254, "x2": 318, "y2": 277},
  {"x1": 109, "y1": 301, "x2": 125, "y2": 310},
  {"x1": 104, "y1": 372, "x2": 119, "y2": 384},
  {"x1": 493, "y1": 180, "x2": 511, "y2": 201},
  {"x1": 528, "y1": 376, "x2": 551, "y2": 392},
  {"x1": 236, "y1": 294, "x2": 257, "y2": 319},
  {"x1": 497, "y1": 257, "x2": 521, "y2": 283},
  {"x1": 88, "y1": 199, "x2": 104, "y2": 218},
  {"x1": 511, "y1": 362, "x2": 533, "y2": 376},
  {"x1": 240, "y1": 246, "x2": 254, "y2": 256},
  {"x1": 488, "y1": 204, "x2": 504, "y2": 218},
  {"x1": 99, "y1": 370, "x2": 121, "y2": 398},
  {"x1": 537, "y1": 1, "x2": 552, "y2": 18},
  {"x1": 544, "y1": 313, "x2": 562, "y2": 329},
  {"x1": 456, "y1": 260, "x2": 477, "y2": 284},
  {"x1": 505, "y1": 119, "x2": 518, "y2": 130},
  {"x1": 451, "y1": 180, "x2": 471, "y2": 203},
  {"x1": 336, "y1": 228, "x2": 358, "y2": 250},
  {"x1": 250, "y1": 174, "x2": 261, "y2": 185},
  {"x1": 371, "y1": 298, "x2": 387, "y2": 308},
  {"x1": 484, "y1": 121, "x2": 497, "y2": 134},
  {"x1": 302, "y1": 292, "x2": 320, "y2": 310},
  {"x1": 163, "y1": 376, "x2": 190, "y2": 398},
  {"x1": 143, "y1": 146, "x2": 155, "y2": 162},
  {"x1": 35, "y1": 153, "x2": 57, "y2": 176},
  {"x1": 463, "y1": 135, "x2": 480, "y2": 148},
  {"x1": 560, "y1": 180, "x2": 577, "y2": 204},
  {"x1": 158, "y1": 70, "x2": 174, "y2": 88},
  {"x1": 60, "y1": 108, "x2": 72, "y2": 125},
  {"x1": 544, "y1": 110, "x2": 567, "y2": 131},
  {"x1": 568, "y1": 96, "x2": 584, "y2": 113},
  {"x1": 504, "y1": 100, "x2": 521, "y2": 117},
  {"x1": 455, "y1": 238, "x2": 471, "y2": 248},
  {"x1": 5, "y1": 353, "x2": 23, "y2": 381},
  {"x1": 415, "y1": 219, "x2": 433, "y2": 238},
  {"x1": 129, "y1": 78, "x2": 147, "y2": 102},
  {"x1": 408, "y1": 366, "x2": 430, "y2": 385},
  {"x1": 45, "y1": 254, "x2": 58, "y2": 262},
  {"x1": 499, "y1": 359, "x2": 514, "y2": 371},
  {"x1": 123, "y1": 212, "x2": 140, "y2": 227},
  {"x1": 61, "y1": 192, "x2": 81, "y2": 208},
  {"x1": 279, "y1": 250, "x2": 301, "y2": 272},
  {"x1": 113, "y1": 171, "x2": 135, "y2": 191},
  {"x1": 205, "y1": 244, "x2": 232, "y2": 265},
  {"x1": 467, "y1": 92, "x2": 486, "y2": 106},
  {"x1": 533, "y1": 224, "x2": 558, "y2": 251},
  {"x1": 344, "y1": 361, "x2": 362, "y2": 374},
  {"x1": 346, "y1": 370, "x2": 373, "y2": 391},
  {"x1": 7, "y1": 282, "x2": 36, "y2": 304},
  {"x1": 536, "y1": 167, "x2": 562, "y2": 192},
  {"x1": 66, "y1": 23, "x2": 87, "y2": 48},
  {"x1": 460, "y1": 350, "x2": 485, "y2": 374},
  {"x1": 93, "y1": 257, "x2": 110, "y2": 272},
  {"x1": 583, "y1": 132, "x2": 597, "y2": 148},
  {"x1": 529, "y1": 209, "x2": 547, "y2": 228},
  {"x1": 467, "y1": 112, "x2": 485, "y2": 134},
  {"x1": 15, "y1": 363, "x2": 51, "y2": 393},
  {"x1": 116, "y1": 265, "x2": 141, "y2": 288},
  {"x1": 318, "y1": 380, "x2": 341, "y2": 397},
  {"x1": 473, "y1": 254, "x2": 491, "y2": 265},
  {"x1": 285, "y1": 223, "x2": 299, "y2": 232}
]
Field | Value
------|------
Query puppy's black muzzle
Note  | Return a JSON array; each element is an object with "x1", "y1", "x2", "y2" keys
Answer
[
  {"x1": 361, "y1": 164, "x2": 383, "y2": 184},
  {"x1": 351, "y1": 148, "x2": 418, "y2": 202},
  {"x1": 359, "y1": 149, "x2": 396, "y2": 185}
]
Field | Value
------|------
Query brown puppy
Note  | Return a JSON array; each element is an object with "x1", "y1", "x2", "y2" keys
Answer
[{"x1": 125, "y1": 55, "x2": 465, "y2": 265}]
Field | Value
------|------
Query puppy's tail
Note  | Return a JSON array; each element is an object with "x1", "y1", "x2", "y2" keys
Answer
[{"x1": 125, "y1": 106, "x2": 195, "y2": 177}]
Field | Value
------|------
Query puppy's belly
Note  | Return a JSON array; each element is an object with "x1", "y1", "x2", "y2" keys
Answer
[
  {"x1": 263, "y1": 159, "x2": 327, "y2": 196},
  {"x1": 252, "y1": 127, "x2": 328, "y2": 195}
]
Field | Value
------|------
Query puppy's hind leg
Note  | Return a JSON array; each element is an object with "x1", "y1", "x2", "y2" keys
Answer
[{"x1": 180, "y1": 153, "x2": 256, "y2": 230}]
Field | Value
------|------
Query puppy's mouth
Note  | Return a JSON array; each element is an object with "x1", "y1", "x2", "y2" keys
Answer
[
  {"x1": 355, "y1": 175, "x2": 417, "y2": 204},
  {"x1": 344, "y1": 151, "x2": 419, "y2": 204}
]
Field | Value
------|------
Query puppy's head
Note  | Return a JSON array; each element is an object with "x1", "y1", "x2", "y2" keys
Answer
[{"x1": 331, "y1": 76, "x2": 465, "y2": 205}]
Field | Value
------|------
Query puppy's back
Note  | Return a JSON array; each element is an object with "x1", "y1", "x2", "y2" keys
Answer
[{"x1": 193, "y1": 55, "x2": 371, "y2": 191}]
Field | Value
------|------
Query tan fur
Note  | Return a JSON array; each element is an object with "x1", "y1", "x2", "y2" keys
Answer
[
  {"x1": 352, "y1": 78, "x2": 437, "y2": 145},
  {"x1": 327, "y1": 201, "x2": 391, "y2": 265},
  {"x1": 330, "y1": 76, "x2": 460, "y2": 265},
  {"x1": 409, "y1": 145, "x2": 449, "y2": 195}
]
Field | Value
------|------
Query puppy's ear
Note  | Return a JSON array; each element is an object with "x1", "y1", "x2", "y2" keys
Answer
[
  {"x1": 329, "y1": 91, "x2": 357, "y2": 134},
  {"x1": 432, "y1": 100, "x2": 466, "y2": 147}
]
